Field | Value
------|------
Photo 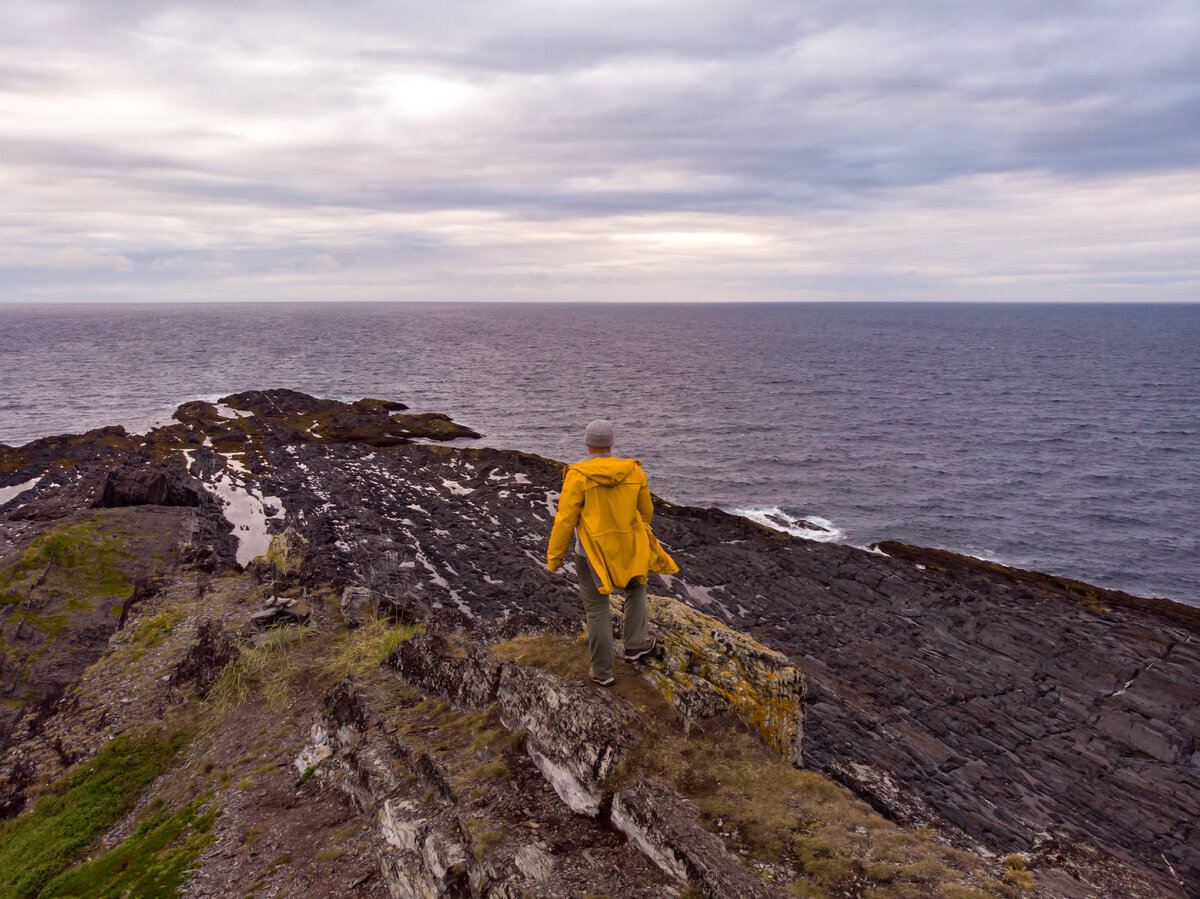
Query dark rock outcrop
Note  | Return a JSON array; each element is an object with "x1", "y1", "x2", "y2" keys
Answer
[
  {"x1": 171, "y1": 620, "x2": 239, "y2": 696},
  {"x1": 0, "y1": 425, "x2": 139, "y2": 478},
  {"x1": 96, "y1": 461, "x2": 204, "y2": 508},
  {"x1": 215, "y1": 388, "x2": 481, "y2": 446},
  {"x1": 3, "y1": 390, "x2": 1196, "y2": 895},
  {"x1": 313, "y1": 678, "x2": 675, "y2": 898},
  {"x1": 616, "y1": 593, "x2": 805, "y2": 765},
  {"x1": 384, "y1": 632, "x2": 503, "y2": 711}
]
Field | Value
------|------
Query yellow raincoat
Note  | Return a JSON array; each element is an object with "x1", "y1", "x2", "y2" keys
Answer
[{"x1": 547, "y1": 456, "x2": 679, "y2": 594}]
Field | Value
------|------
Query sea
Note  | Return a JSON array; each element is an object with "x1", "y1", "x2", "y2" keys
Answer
[{"x1": 2, "y1": 302, "x2": 1197, "y2": 606}]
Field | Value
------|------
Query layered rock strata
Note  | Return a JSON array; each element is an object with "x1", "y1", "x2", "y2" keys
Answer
[
  {"x1": 377, "y1": 621, "x2": 791, "y2": 895},
  {"x1": 308, "y1": 676, "x2": 683, "y2": 897}
]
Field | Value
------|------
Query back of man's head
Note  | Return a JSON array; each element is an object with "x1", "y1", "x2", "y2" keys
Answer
[{"x1": 585, "y1": 419, "x2": 614, "y2": 450}]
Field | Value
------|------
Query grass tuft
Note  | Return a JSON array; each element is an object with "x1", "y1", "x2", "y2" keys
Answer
[
  {"x1": 317, "y1": 616, "x2": 417, "y2": 680},
  {"x1": 205, "y1": 622, "x2": 321, "y2": 710},
  {"x1": 1002, "y1": 854, "x2": 1036, "y2": 890}
]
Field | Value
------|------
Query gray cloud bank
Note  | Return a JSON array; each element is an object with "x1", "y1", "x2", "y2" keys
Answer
[{"x1": 1, "y1": 0, "x2": 1198, "y2": 302}]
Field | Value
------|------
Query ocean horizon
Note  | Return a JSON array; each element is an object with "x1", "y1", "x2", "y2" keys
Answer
[{"x1": 3, "y1": 300, "x2": 1197, "y2": 605}]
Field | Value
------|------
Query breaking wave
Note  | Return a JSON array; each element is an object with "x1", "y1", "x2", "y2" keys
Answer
[{"x1": 728, "y1": 507, "x2": 844, "y2": 542}]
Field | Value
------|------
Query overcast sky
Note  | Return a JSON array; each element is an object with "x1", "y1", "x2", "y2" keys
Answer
[{"x1": 1, "y1": 1, "x2": 1198, "y2": 303}]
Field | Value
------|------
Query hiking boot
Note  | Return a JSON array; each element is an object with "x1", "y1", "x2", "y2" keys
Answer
[
  {"x1": 625, "y1": 635, "x2": 657, "y2": 662},
  {"x1": 590, "y1": 673, "x2": 615, "y2": 687}
]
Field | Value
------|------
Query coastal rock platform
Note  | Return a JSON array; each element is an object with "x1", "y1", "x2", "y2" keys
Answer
[{"x1": 1, "y1": 390, "x2": 1196, "y2": 897}]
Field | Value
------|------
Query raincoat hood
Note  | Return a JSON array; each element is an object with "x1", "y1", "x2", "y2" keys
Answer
[{"x1": 569, "y1": 456, "x2": 642, "y2": 487}]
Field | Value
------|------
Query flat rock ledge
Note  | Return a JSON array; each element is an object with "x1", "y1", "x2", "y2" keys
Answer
[{"x1": 617, "y1": 593, "x2": 806, "y2": 765}]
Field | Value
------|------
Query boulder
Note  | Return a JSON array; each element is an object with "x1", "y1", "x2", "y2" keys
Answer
[{"x1": 340, "y1": 586, "x2": 377, "y2": 628}]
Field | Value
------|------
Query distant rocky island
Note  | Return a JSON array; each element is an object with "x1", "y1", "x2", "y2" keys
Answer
[{"x1": 0, "y1": 389, "x2": 1196, "y2": 898}]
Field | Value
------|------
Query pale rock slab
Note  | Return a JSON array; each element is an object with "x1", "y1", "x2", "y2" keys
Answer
[{"x1": 496, "y1": 664, "x2": 638, "y2": 817}]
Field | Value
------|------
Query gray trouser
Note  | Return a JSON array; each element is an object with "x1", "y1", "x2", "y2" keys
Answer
[{"x1": 576, "y1": 554, "x2": 648, "y2": 681}]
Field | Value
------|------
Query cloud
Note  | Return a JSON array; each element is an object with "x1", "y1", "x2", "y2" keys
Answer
[
  {"x1": 0, "y1": 247, "x2": 135, "y2": 272},
  {"x1": 0, "y1": 0, "x2": 1197, "y2": 301}
]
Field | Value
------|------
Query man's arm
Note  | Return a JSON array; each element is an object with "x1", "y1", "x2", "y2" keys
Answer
[
  {"x1": 547, "y1": 470, "x2": 583, "y2": 571},
  {"x1": 636, "y1": 470, "x2": 654, "y2": 526}
]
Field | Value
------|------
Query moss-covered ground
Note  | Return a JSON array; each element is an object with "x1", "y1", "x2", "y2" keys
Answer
[
  {"x1": 0, "y1": 509, "x2": 183, "y2": 709},
  {"x1": 0, "y1": 515, "x2": 134, "y2": 608},
  {"x1": 0, "y1": 727, "x2": 195, "y2": 899}
]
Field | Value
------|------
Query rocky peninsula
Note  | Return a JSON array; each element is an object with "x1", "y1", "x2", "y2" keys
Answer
[{"x1": 0, "y1": 390, "x2": 1196, "y2": 898}]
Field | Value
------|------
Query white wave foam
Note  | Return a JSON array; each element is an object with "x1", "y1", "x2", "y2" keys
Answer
[{"x1": 729, "y1": 506, "x2": 844, "y2": 542}]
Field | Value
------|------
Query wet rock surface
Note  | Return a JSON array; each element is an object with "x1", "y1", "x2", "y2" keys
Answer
[{"x1": 2, "y1": 390, "x2": 1197, "y2": 895}]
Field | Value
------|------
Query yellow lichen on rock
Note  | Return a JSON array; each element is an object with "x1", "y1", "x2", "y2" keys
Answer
[
  {"x1": 260, "y1": 528, "x2": 308, "y2": 576},
  {"x1": 613, "y1": 593, "x2": 805, "y2": 765}
]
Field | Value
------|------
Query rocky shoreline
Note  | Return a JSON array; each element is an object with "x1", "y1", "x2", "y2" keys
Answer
[{"x1": 1, "y1": 389, "x2": 1196, "y2": 897}]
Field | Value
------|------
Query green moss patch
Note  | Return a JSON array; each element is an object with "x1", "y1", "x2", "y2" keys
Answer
[
  {"x1": 37, "y1": 797, "x2": 216, "y2": 899},
  {"x1": 0, "y1": 727, "x2": 193, "y2": 899},
  {"x1": 1, "y1": 517, "x2": 133, "y2": 603}
]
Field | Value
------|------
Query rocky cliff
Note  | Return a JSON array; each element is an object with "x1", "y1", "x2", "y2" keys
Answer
[{"x1": 0, "y1": 390, "x2": 1196, "y2": 898}]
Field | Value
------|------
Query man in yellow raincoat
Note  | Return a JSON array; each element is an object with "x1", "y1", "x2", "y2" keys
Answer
[{"x1": 547, "y1": 419, "x2": 678, "y2": 685}]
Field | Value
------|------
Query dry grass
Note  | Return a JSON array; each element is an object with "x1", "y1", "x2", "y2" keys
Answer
[
  {"x1": 205, "y1": 622, "x2": 321, "y2": 711},
  {"x1": 316, "y1": 616, "x2": 418, "y2": 681},
  {"x1": 1002, "y1": 855, "x2": 1036, "y2": 890},
  {"x1": 489, "y1": 632, "x2": 590, "y2": 677}
]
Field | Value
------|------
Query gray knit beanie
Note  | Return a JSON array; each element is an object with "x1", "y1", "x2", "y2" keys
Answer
[{"x1": 584, "y1": 419, "x2": 614, "y2": 448}]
